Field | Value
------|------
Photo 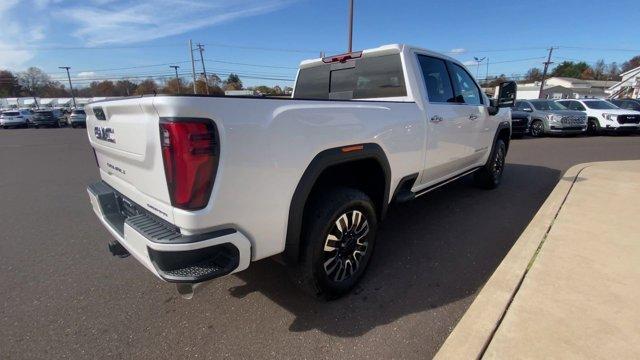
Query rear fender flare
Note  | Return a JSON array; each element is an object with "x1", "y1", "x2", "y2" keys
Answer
[{"x1": 283, "y1": 143, "x2": 391, "y2": 263}]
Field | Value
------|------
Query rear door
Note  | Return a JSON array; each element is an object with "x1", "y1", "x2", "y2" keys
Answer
[
  {"x1": 416, "y1": 54, "x2": 476, "y2": 185},
  {"x1": 85, "y1": 98, "x2": 174, "y2": 221}
]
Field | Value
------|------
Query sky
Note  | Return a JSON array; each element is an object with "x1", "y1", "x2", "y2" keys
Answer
[{"x1": 0, "y1": 0, "x2": 639, "y2": 88}]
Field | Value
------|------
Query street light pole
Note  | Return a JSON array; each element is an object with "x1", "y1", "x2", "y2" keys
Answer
[
  {"x1": 59, "y1": 66, "x2": 76, "y2": 108},
  {"x1": 170, "y1": 65, "x2": 180, "y2": 94},
  {"x1": 473, "y1": 57, "x2": 486, "y2": 81},
  {"x1": 189, "y1": 39, "x2": 197, "y2": 94},
  {"x1": 347, "y1": 0, "x2": 354, "y2": 52}
]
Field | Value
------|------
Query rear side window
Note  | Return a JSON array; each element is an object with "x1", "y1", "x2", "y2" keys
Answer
[
  {"x1": 568, "y1": 101, "x2": 586, "y2": 111},
  {"x1": 448, "y1": 63, "x2": 483, "y2": 105},
  {"x1": 294, "y1": 54, "x2": 407, "y2": 100},
  {"x1": 417, "y1": 55, "x2": 454, "y2": 103},
  {"x1": 4, "y1": 111, "x2": 19, "y2": 116},
  {"x1": 73, "y1": 110, "x2": 86, "y2": 115}
]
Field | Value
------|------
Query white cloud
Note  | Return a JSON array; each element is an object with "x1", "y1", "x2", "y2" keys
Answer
[
  {"x1": 462, "y1": 60, "x2": 479, "y2": 66},
  {"x1": 0, "y1": 0, "x2": 297, "y2": 70},
  {"x1": 449, "y1": 48, "x2": 466, "y2": 54},
  {"x1": 77, "y1": 71, "x2": 97, "y2": 78},
  {"x1": 58, "y1": 0, "x2": 297, "y2": 46},
  {"x1": 0, "y1": 1, "x2": 39, "y2": 69}
]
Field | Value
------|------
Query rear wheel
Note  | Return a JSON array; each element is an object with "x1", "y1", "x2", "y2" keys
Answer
[
  {"x1": 474, "y1": 139, "x2": 507, "y2": 189},
  {"x1": 530, "y1": 120, "x2": 545, "y2": 137},
  {"x1": 289, "y1": 188, "x2": 377, "y2": 299}
]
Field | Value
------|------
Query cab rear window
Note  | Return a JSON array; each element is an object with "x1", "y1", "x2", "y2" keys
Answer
[{"x1": 294, "y1": 54, "x2": 407, "y2": 100}]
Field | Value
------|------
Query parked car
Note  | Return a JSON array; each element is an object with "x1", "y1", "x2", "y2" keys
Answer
[
  {"x1": 85, "y1": 44, "x2": 516, "y2": 299},
  {"x1": 513, "y1": 100, "x2": 587, "y2": 137},
  {"x1": 556, "y1": 99, "x2": 640, "y2": 135},
  {"x1": 68, "y1": 109, "x2": 87, "y2": 128},
  {"x1": 510, "y1": 110, "x2": 531, "y2": 138},
  {"x1": 0, "y1": 109, "x2": 32, "y2": 128},
  {"x1": 609, "y1": 98, "x2": 640, "y2": 112},
  {"x1": 32, "y1": 109, "x2": 64, "y2": 128}
]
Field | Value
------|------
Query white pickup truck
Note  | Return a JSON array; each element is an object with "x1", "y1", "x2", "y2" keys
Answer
[{"x1": 86, "y1": 44, "x2": 516, "y2": 299}]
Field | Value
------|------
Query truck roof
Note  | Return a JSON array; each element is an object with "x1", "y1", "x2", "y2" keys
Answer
[{"x1": 299, "y1": 44, "x2": 462, "y2": 69}]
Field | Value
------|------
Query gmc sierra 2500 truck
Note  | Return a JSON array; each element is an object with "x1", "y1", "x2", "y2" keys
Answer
[{"x1": 86, "y1": 44, "x2": 516, "y2": 299}]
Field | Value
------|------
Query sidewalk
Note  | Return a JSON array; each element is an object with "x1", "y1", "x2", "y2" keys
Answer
[{"x1": 436, "y1": 161, "x2": 640, "y2": 359}]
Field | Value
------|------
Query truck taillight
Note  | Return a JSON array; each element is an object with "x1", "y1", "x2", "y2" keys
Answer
[{"x1": 159, "y1": 119, "x2": 219, "y2": 210}]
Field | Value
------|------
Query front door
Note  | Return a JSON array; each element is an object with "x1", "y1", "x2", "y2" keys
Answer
[
  {"x1": 446, "y1": 61, "x2": 491, "y2": 162},
  {"x1": 416, "y1": 54, "x2": 476, "y2": 186}
]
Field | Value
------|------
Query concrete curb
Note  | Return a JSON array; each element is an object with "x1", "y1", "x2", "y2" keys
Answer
[{"x1": 434, "y1": 162, "x2": 595, "y2": 360}]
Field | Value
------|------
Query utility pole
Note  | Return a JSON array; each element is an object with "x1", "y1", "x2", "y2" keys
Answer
[
  {"x1": 59, "y1": 66, "x2": 76, "y2": 108},
  {"x1": 538, "y1": 47, "x2": 557, "y2": 99},
  {"x1": 196, "y1": 43, "x2": 209, "y2": 95},
  {"x1": 347, "y1": 0, "x2": 354, "y2": 52},
  {"x1": 170, "y1": 65, "x2": 180, "y2": 94},
  {"x1": 189, "y1": 39, "x2": 197, "y2": 94}
]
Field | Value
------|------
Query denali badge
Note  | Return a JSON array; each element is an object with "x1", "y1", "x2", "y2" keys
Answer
[
  {"x1": 93, "y1": 107, "x2": 106, "y2": 120},
  {"x1": 94, "y1": 126, "x2": 116, "y2": 143}
]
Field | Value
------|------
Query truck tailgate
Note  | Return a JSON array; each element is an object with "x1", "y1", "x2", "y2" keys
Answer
[{"x1": 85, "y1": 97, "x2": 174, "y2": 222}]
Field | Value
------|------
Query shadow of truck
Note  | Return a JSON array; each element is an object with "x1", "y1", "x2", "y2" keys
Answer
[{"x1": 229, "y1": 163, "x2": 561, "y2": 338}]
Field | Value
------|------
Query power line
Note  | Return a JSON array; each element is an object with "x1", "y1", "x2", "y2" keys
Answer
[
  {"x1": 559, "y1": 46, "x2": 640, "y2": 52},
  {"x1": 203, "y1": 59, "x2": 297, "y2": 69}
]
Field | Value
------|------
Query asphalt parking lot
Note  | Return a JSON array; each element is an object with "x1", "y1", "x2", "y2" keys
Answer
[{"x1": 1, "y1": 128, "x2": 639, "y2": 359}]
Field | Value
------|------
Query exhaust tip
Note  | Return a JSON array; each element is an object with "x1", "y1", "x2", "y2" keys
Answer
[{"x1": 176, "y1": 283, "x2": 194, "y2": 300}]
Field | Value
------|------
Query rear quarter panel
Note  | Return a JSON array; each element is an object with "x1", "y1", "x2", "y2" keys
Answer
[{"x1": 152, "y1": 96, "x2": 425, "y2": 260}]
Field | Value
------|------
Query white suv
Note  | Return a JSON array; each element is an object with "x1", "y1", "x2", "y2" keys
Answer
[
  {"x1": 556, "y1": 99, "x2": 640, "y2": 135},
  {"x1": 1, "y1": 109, "x2": 33, "y2": 128}
]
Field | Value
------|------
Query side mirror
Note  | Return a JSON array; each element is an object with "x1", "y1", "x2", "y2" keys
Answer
[
  {"x1": 488, "y1": 81, "x2": 517, "y2": 116},
  {"x1": 497, "y1": 81, "x2": 517, "y2": 108}
]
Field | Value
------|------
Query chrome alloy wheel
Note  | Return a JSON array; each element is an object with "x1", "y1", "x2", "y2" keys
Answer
[
  {"x1": 531, "y1": 121, "x2": 544, "y2": 137},
  {"x1": 322, "y1": 210, "x2": 369, "y2": 282}
]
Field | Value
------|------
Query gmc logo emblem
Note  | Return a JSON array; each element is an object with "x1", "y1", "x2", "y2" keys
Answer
[{"x1": 94, "y1": 126, "x2": 116, "y2": 143}]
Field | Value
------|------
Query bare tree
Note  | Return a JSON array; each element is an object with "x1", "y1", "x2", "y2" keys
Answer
[{"x1": 18, "y1": 67, "x2": 51, "y2": 96}]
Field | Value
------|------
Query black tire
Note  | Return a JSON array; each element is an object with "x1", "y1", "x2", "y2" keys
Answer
[
  {"x1": 530, "y1": 120, "x2": 545, "y2": 137},
  {"x1": 289, "y1": 187, "x2": 378, "y2": 299},
  {"x1": 71, "y1": 123, "x2": 76, "y2": 128},
  {"x1": 511, "y1": 133, "x2": 524, "y2": 139},
  {"x1": 587, "y1": 119, "x2": 599, "y2": 136},
  {"x1": 474, "y1": 139, "x2": 507, "y2": 189}
]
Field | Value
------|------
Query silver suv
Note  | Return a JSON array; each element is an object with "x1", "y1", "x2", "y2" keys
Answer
[{"x1": 513, "y1": 99, "x2": 587, "y2": 136}]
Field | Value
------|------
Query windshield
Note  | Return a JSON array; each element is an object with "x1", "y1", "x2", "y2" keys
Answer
[
  {"x1": 36, "y1": 111, "x2": 53, "y2": 116},
  {"x1": 584, "y1": 100, "x2": 618, "y2": 110},
  {"x1": 530, "y1": 100, "x2": 567, "y2": 111}
]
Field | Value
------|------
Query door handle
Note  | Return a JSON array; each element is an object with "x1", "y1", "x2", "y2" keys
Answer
[
  {"x1": 430, "y1": 115, "x2": 443, "y2": 123},
  {"x1": 469, "y1": 114, "x2": 478, "y2": 121}
]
